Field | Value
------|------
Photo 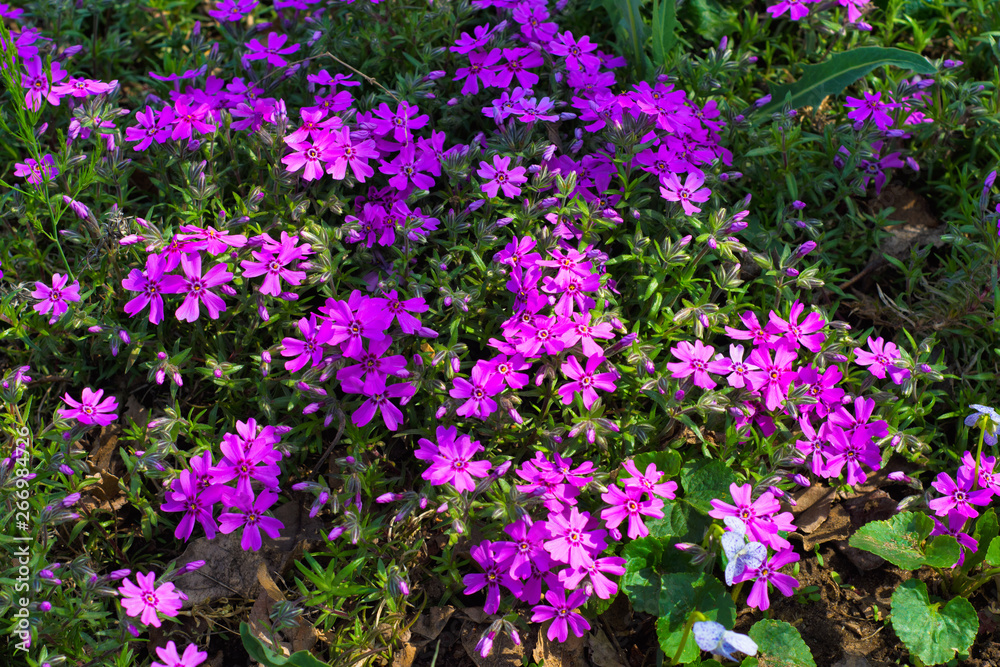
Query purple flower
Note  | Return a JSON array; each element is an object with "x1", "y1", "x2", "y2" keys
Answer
[
  {"x1": 32, "y1": 273, "x2": 80, "y2": 323},
  {"x1": 928, "y1": 469, "x2": 993, "y2": 520},
  {"x1": 281, "y1": 314, "x2": 334, "y2": 373},
  {"x1": 59, "y1": 388, "x2": 118, "y2": 426},
  {"x1": 150, "y1": 641, "x2": 208, "y2": 667},
  {"x1": 118, "y1": 572, "x2": 184, "y2": 627},
  {"x1": 218, "y1": 489, "x2": 284, "y2": 551},
  {"x1": 768, "y1": 301, "x2": 825, "y2": 353},
  {"x1": 343, "y1": 374, "x2": 414, "y2": 430},
  {"x1": 478, "y1": 155, "x2": 528, "y2": 198},
  {"x1": 240, "y1": 235, "x2": 308, "y2": 296},
  {"x1": 244, "y1": 33, "x2": 299, "y2": 67},
  {"x1": 462, "y1": 540, "x2": 522, "y2": 614},
  {"x1": 450, "y1": 366, "x2": 505, "y2": 419},
  {"x1": 735, "y1": 549, "x2": 800, "y2": 611},
  {"x1": 15, "y1": 154, "x2": 59, "y2": 185},
  {"x1": 666, "y1": 340, "x2": 730, "y2": 390},
  {"x1": 558, "y1": 355, "x2": 618, "y2": 409},
  {"x1": 600, "y1": 485, "x2": 664, "y2": 539},
  {"x1": 854, "y1": 336, "x2": 909, "y2": 385},
  {"x1": 161, "y1": 253, "x2": 234, "y2": 322},
  {"x1": 845, "y1": 91, "x2": 898, "y2": 131},
  {"x1": 709, "y1": 483, "x2": 781, "y2": 546},
  {"x1": 659, "y1": 171, "x2": 710, "y2": 215},
  {"x1": 544, "y1": 508, "x2": 606, "y2": 568},
  {"x1": 419, "y1": 426, "x2": 491, "y2": 492},
  {"x1": 122, "y1": 254, "x2": 169, "y2": 324},
  {"x1": 530, "y1": 588, "x2": 590, "y2": 642},
  {"x1": 161, "y1": 470, "x2": 224, "y2": 540}
]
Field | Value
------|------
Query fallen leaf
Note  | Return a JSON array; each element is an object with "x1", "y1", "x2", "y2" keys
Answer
[
  {"x1": 461, "y1": 618, "x2": 530, "y2": 667},
  {"x1": 411, "y1": 606, "x2": 455, "y2": 641},
  {"x1": 801, "y1": 503, "x2": 852, "y2": 551},
  {"x1": 588, "y1": 628, "x2": 625, "y2": 667},
  {"x1": 791, "y1": 484, "x2": 836, "y2": 535},
  {"x1": 532, "y1": 626, "x2": 586, "y2": 667}
]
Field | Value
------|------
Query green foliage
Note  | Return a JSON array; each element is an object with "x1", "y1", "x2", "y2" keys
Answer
[
  {"x1": 241, "y1": 622, "x2": 332, "y2": 667},
  {"x1": 761, "y1": 47, "x2": 937, "y2": 115},
  {"x1": 679, "y1": 459, "x2": 736, "y2": 514},
  {"x1": 890, "y1": 580, "x2": 978, "y2": 665},
  {"x1": 655, "y1": 573, "x2": 734, "y2": 664},
  {"x1": 849, "y1": 512, "x2": 960, "y2": 570},
  {"x1": 743, "y1": 620, "x2": 816, "y2": 667}
]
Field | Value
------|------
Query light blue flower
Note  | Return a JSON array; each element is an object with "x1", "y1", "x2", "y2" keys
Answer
[
  {"x1": 693, "y1": 621, "x2": 758, "y2": 662},
  {"x1": 720, "y1": 516, "x2": 766, "y2": 586},
  {"x1": 965, "y1": 404, "x2": 1000, "y2": 446}
]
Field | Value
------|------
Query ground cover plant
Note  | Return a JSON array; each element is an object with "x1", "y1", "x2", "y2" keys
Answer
[{"x1": 1, "y1": 0, "x2": 1000, "y2": 665}]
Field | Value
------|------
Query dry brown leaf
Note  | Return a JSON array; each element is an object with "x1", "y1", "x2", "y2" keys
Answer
[
  {"x1": 791, "y1": 484, "x2": 836, "y2": 535},
  {"x1": 801, "y1": 504, "x2": 852, "y2": 552},
  {"x1": 588, "y1": 628, "x2": 625, "y2": 667},
  {"x1": 532, "y1": 627, "x2": 586, "y2": 667},
  {"x1": 411, "y1": 606, "x2": 455, "y2": 641}
]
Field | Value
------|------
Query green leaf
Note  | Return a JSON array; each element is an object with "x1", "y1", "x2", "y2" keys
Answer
[
  {"x1": 848, "y1": 511, "x2": 936, "y2": 569},
  {"x1": 680, "y1": 459, "x2": 737, "y2": 514},
  {"x1": 891, "y1": 580, "x2": 978, "y2": 665},
  {"x1": 986, "y1": 535, "x2": 1000, "y2": 567},
  {"x1": 655, "y1": 573, "x2": 734, "y2": 664},
  {"x1": 678, "y1": 0, "x2": 736, "y2": 42},
  {"x1": 633, "y1": 449, "x2": 682, "y2": 478},
  {"x1": 241, "y1": 622, "x2": 330, "y2": 667},
  {"x1": 922, "y1": 535, "x2": 961, "y2": 568},
  {"x1": 650, "y1": 0, "x2": 678, "y2": 65},
  {"x1": 623, "y1": 538, "x2": 663, "y2": 615},
  {"x1": 645, "y1": 500, "x2": 711, "y2": 546},
  {"x1": 965, "y1": 509, "x2": 998, "y2": 571},
  {"x1": 761, "y1": 47, "x2": 936, "y2": 115},
  {"x1": 748, "y1": 620, "x2": 816, "y2": 667}
]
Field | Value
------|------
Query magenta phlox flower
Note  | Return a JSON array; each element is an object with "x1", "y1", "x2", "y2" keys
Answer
[
  {"x1": 768, "y1": 301, "x2": 826, "y2": 353},
  {"x1": 745, "y1": 346, "x2": 798, "y2": 412},
  {"x1": 558, "y1": 313, "x2": 615, "y2": 357},
  {"x1": 496, "y1": 518, "x2": 551, "y2": 579},
  {"x1": 285, "y1": 109, "x2": 342, "y2": 145},
  {"x1": 122, "y1": 254, "x2": 169, "y2": 324},
  {"x1": 171, "y1": 101, "x2": 215, "y2": 141},
  {"x1": 418, "y1": 427, "x2": 491, "y2": 492},
  {"x1": 490, "y1": 47, "x2": 543, "y2": 90},
  {"x1": 383, "y1": 289, "x2": 431, "y2": 335},
  {"x1": 538, "y1": 246, "x2": 593, "y2": 284},
  {"x1": 960, "y1": 451, "x2": 1000, "y2": 497},
  {"x1": 454, "y1": 48, "x2": 501, "y2": 95},
  {"x1": 794, "y1": 365, "x2": 844, "y2": 416},
  {"x1": 828, "y1": 396, "x2": 888, "y2": 441},
  {"x1": 845, "y1": 91, "x2": 898, "y2": 131},
  {"x1": 161, "y1": 253, "x2": 233, "y2": 321},
  {"x1": 545, "y1": 272, "x2": 600, "y2": 318},
  {"x1": 723, "y1": 344, "x2": 753, "y2": 389},
  {"x1": 516, "y1": 314, "x2": 568, "y2": 357},
  {"x1": 463, "y1": 540, "x2": 522, "y2": 614},
  {"x1": 793, "y1": 416, "x2": 827, "y2": 477},
  {"x1": 32, "y1": 272, "x2": 81, "y2": 323},
  {"x1": 379, "y1": 143, "x2": 435, "y2": 191},
  {"x1": 161, "y1": 470, "x2": 225, "y2": 540},
  {"x1": 620, "y1": 460, "x2": 678, "y2": 500},
  {"x1": 244, "y1": 33, "x2": 299, "y2": 67},
  {"x1": 667, "y1": 340, "x2": 730, "y2": 390},
  {"x1": 516, "y1": 96, "x2": 559, "y2": 123},
  {"x1": 725, "y1": 311, "x2": 780, "y2": 348},
  {"x1": 22, "y1": 57, "x2": 66, "y2": 110},
  {"x1": 478, "y1": 155, "x2": 528, "y2": 198},
  {"x1": 735, "y1": 549, "x2": 800, "y2": 611},
  {"x1": 321, "y1": 292, "x2": 392, "y2": 357},
  {"x1": 547, "y1": 31, "x2": 600, "y2": 71},
  {"x1": 531, "y1": 587, "x2": 591, "y2": 642},
  {"x1": 211, "y1": 433, "x2": 281, "y2": 497},
  {"x1": 512, "y1": 4, "x2": 558, "y2": 42},
  {"x1": 558, "y1": 355, "x2": 617, "y2": 409},
  {"x1": 150, "y1": 641, "x2": 208, "y2": 667},
  {"x1": 928, "y1": 468, "x2": 992, "y2": 519},
  {"x1": 126, "y1": 105, "x2": 174, "y2": 151},
  {"x1": 600, "y1": 485, "x2": 664, "y2": 539},
  {"x1": 477, "y1": 354, "x2": 529, "y2": 390},
  {"x1": 709, "y1": 483, "x2": 781, "y2": 545},
  {"x1": 327, "y1": 127, "x2": 379, "y2": 182},
  {"x1": 281, "y1": 314, "x2": 334, "y2": 373},
  {"x1": 371, "y1": 100, "x2": 429, "y2": 143},
  {"x1": 450, "y1": 365, "x2": 505, "y2": 418},
  {"x1": 209, "y1": 0, "x2": 258, "y2": 21},
  {"x1": 218, "y1": 489, "x2": 284, "y2": 551},
  {"x1": 819, "y1": 425, "x2": 880, "y2": 486},
  {"x1": 515, "y1": 457, "x2": 581, "y2": 512},
  {"x1": 59, "y1": 387, "x2": 118, "y2": 426},
  {"x1": 854, "y1": 336, "x2": 909, "y2": 384},
  {"x1": 544, "y1": 507, "x2": 606, "y2": 568},
  {"x1": 343, "y1": 374, "x2": 414, "y2": 430},
  {"x1": 659, "y1": 171, "x2": 710, "y2": 215},
  {"x1": 118, "y1": 572, "x2": 184, "y2": 627},
  {"x1": 558, "y1": 555, "x2": 625, "y2": 599},
  {"x1": 177, "y1": 224, "x2": 247, "y2": 256},
  {"x1": 450, "y1": 22, "x2": 504, "y2": 54},
  {"x1": 494, "y1": 235, "x2": 542, "y2": 269},
  {"x1": 930, "y1": 510, "x2": 978, "y2": 568},
  {"x1": 337, "y1": 335, "x2": 408, "y2": 392},
  {"x1": 240, "y1": 236, "x2": 308, "y2": 296},
  {"x1": 766, "y1": 0, "x2": 815, "y2": 20},
  {"x1": 535, "y1": 451, "x2": 595, "y2": 488},
  {"x1": 282, "y1": 134, "x2": 333, "y2": 181},
  {"x1": 15, "y1": 153, "x2": 59, "y2": 185}
]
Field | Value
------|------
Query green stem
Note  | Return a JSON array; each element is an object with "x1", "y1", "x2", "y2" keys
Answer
[{"x1": 669, "y1": 611, "x2": 701, "y2": 665}]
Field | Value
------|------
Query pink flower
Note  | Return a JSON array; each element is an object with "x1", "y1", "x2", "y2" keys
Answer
[
  {"x1": 768, "y1": 301, "x2": 826, "y2": 353},
  {"x1": 150, "y1": 641, "x2": 208, "y2": 667},
  {"x1": 659, "y1": 171, "x2": 710, "y2": 215},
  {"x1": 59, "y1": 387, "x2": 119, "y2": 426},
  {"x1": 544, "y1": 508, "x2": 606, "y2": 568},
  {"x1": 928, "y1": 469, "x2": 993, "y2": 520},
  {"x1": 766, "y1": 0, "x2": 814, "y2": 20},
  {"x1": 845, "y1": 91, "x2": 898, "y2": 131},
  {"x1": 463, "y1": 540, "x2": 522, "y2": 614},
  {"x1": 240, "y1": 235, "x2": 308, "y2": 296},
  {"x1": 281, "y1": 314, "x2": 334, "y2": 373},
  {"x1": 666, "y1": 340, "x2": 730, "y2": 390},
  {"x1": 453, "y1": 49, "x2": 501, "y2": 95},
  {"x1": 15, "y1": 154, "x2": 58, "y2": 185},
  {"x1": 161, "y1": 253, "x2": 234, "y2": 322},
  {"x1": 745, "y1": 346, "x2": 798, "y2": 412},
  {"x1": 420, "y1": 427, "x2": 491, "y2": 492},
  {"x1": 118, "y1": 572, "x2": 184, "y2": 627},
  {"x1": 218, "y1": 490, "x2": 284, "y2": 551},
  {"x1": 327, "y1": 127, "x2": 379, "y2": 182},
  {"x1": 450, "y1": 366, "x2": 505, "y2": 418},
  {"x1": 531, "y1": 588, "x2": 591, "y2": 642},
  {"x1": 735, "y1": 549, "x2": 800, "y2": 611},
  {"x1": 709, "y1": 483, "x2": 781, "y2": 546},
  {"x1": 161, "y1": 470, "x2": 224, "y2": 541},
  {"x1": 244, "y1": 33, "x2": 299, "y2": 67},
  {"x1": 558, "y1": 355, "x2": 618, "y2": 409},
  {"x1": 600, "y1": 485, "x2": 664, "y2": 539},
  {"x1": 122, "y1": 254, "x2": 168, "y2": 324},
  {"x1": 478, "y1": 155, "x2": 528, "y2": 198},
  {"x1": 854, "y1": 336, "x2": 909, "y2": 385},
  {"x1": 343, "y1": 374, "x2": 414, "y2": 430},
  {"x1": 32, "y1": 273, "x2": 80, "y2": 323}
]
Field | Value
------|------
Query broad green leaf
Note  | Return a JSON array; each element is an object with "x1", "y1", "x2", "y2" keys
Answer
[
  {"x1": 986, "y1": 535, "x2": 1000, "y2": 567},
  {"x1": 646, "y1": 500, "x2": 712, "y2": 546},
  {"x1": 891, "y1": 580, "x2": 978, "y2": 665},
  {"x1": 761, "y1": 47, "x2": 936, "y2": 115},
  {"x1": 680, "y1": 459, "x2": 737, "y2": 514},
  {"x1": 241, "y1": 622, "x2": 331, "y2": 667},
  {"x1": 623, "y1": 537, "x2": 663, "y2": 614},
  {"x1": 633, "y1": 449, "x2": 682, "y2": 479},
  {"x1": 966, "y1": 509, "x2": 998, "y2": 571},
  {"x1": 655, "y1": 573, "x2": 734, "y2": 664},
  {"x1": 748, "y1": 620, "x2": 816, "y2": 667},
  {"x1": 651, "y1": 0, "x2": 678, "y2": 65},
  {"x1": 678, "y1": 0, "x2": 736, "y2": 42},
  {"x1": 848, "y1": 511, "x2": 935, "y2": 569},
  {"x1": 922, "y1": 535, "x2": 961, "y2": 568}
]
